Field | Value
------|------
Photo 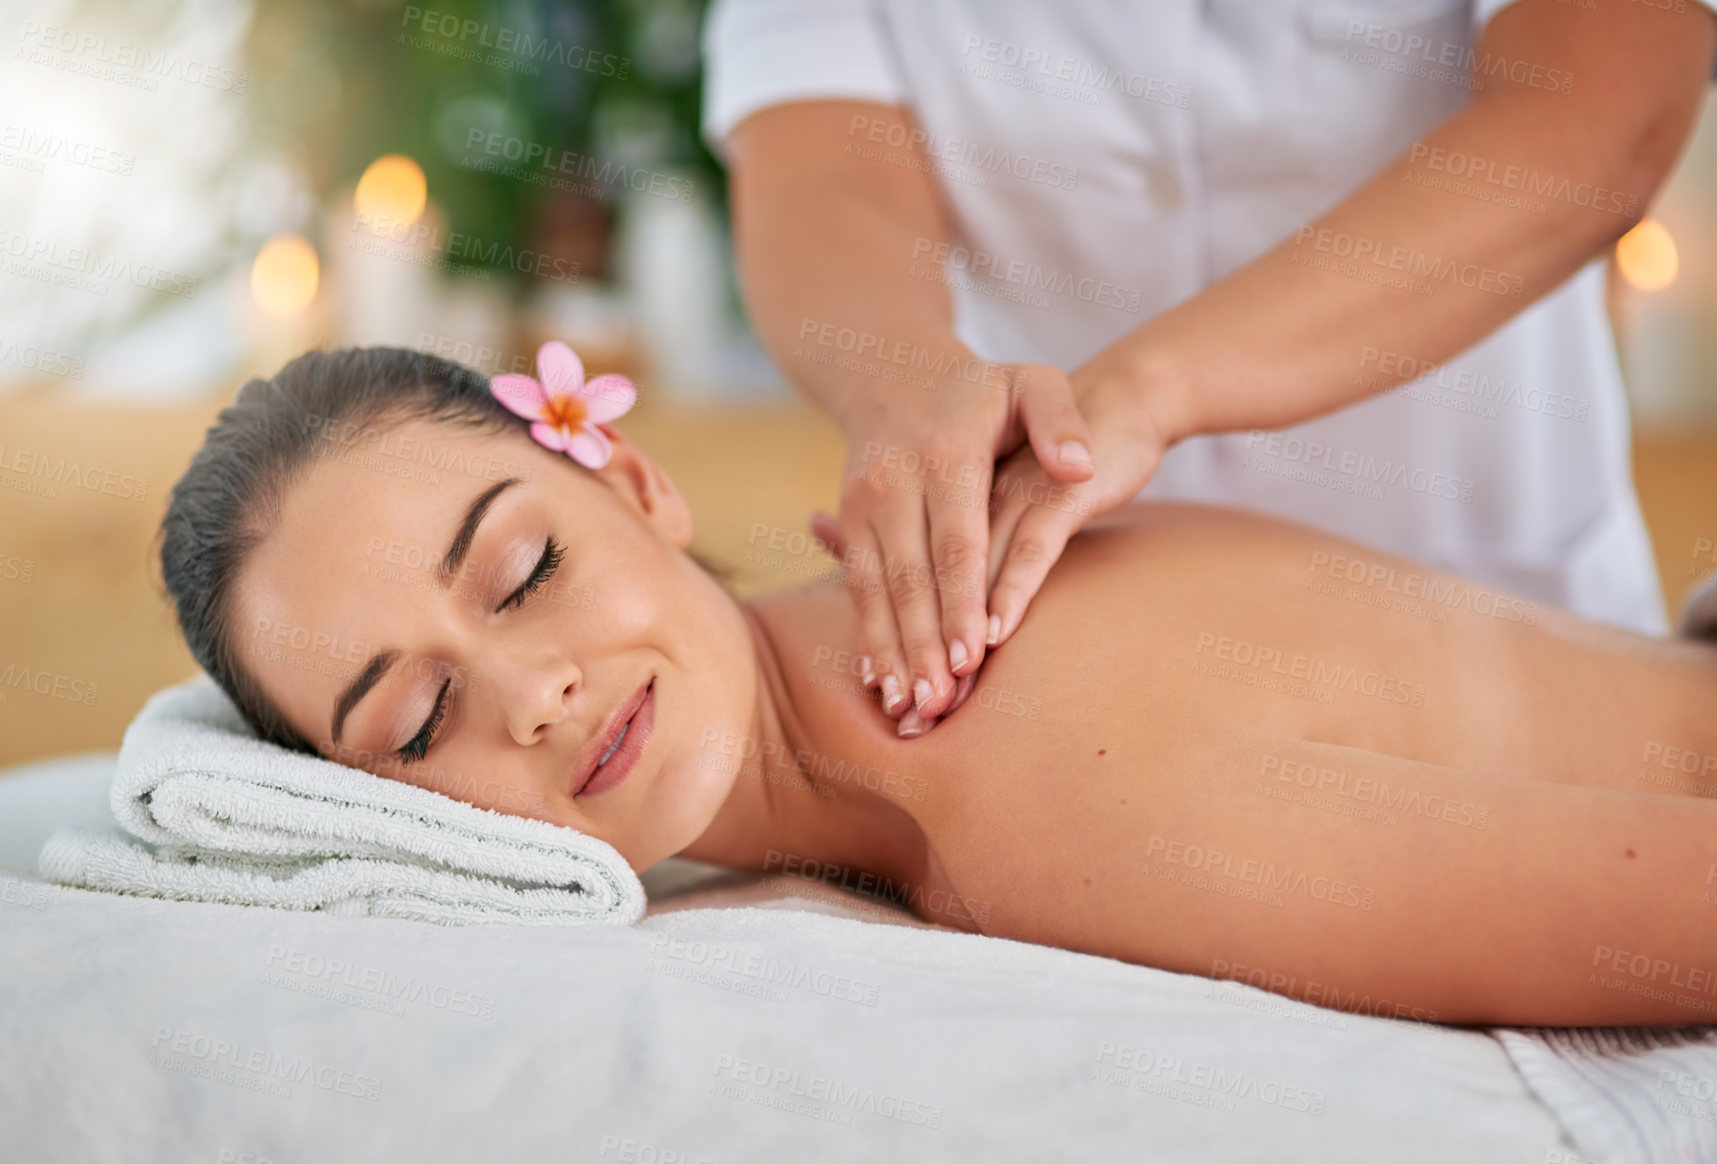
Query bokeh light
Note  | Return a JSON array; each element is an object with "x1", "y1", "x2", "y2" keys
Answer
[
  {"x1": 250, "y1": 233, "x2": 320, "y2": 317},
  {"x1": 1616, "y1": 219, "x2": 1679, "y2": 292},
  {"x1": 354, "y1": 154, "x2": 428, "y2": 226}
]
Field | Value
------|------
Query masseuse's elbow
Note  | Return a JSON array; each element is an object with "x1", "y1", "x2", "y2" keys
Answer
[
  {"x1": 1477, "y1": 12, "x2": 1713, "y2": 239},
  {"x1": 1583, "y1": 26, "x2": 1714, "y2": 234},
  {"x1": 1614, "y1": 80, "x2": 1710, "y2": 231}
]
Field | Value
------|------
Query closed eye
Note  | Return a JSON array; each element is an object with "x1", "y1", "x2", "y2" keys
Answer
[
  {"x1": 395, "y1": 535, "x2": 566, "y2": 766},
  {"x1": 396, "y1": 677, "x2": 450, "y2": 765},
  {"x1": 495, "y1": 535, "x2": 565, "y2": 613}
]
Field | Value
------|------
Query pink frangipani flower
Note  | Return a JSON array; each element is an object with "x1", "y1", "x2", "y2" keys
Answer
[{"x1": 488, "y1": 341, "x2": 637, "y2": 469}]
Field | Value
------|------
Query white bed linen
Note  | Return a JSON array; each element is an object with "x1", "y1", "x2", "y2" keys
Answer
[{"x1": 1, "y1": 753, "x2": 1575, "y2": 1163}]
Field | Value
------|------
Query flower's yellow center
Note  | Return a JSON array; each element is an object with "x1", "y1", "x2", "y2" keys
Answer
[{"x1": 540, "y1": 394, "x2": 588, "y2": 434}]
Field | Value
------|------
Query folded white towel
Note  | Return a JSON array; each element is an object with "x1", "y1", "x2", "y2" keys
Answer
[
  {"x1": 38, "y1": 673, "x2": 645, "y2": 926},
  {"x1": 1495, "y1": 1026, "x2": 1717, "y2": 1164}
]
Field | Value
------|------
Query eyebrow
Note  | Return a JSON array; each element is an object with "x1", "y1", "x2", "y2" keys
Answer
[
  {"x1": 439, "y1": 476, "x2": 521, "y2": 587},
  {"x1": 329, "y1": 476, "x2": 521, "y2": 747}
]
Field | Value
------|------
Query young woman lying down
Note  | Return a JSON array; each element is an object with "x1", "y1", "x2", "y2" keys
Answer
[{"x1": 159, "y1": 346, "x2": 1717, "y2": 1028}]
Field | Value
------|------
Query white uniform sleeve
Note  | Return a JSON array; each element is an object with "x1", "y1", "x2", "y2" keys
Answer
[
  {"x1": 700, "y1": 0, "x2": 911, "y2": 161},
  {"x1": 1471, "y1": 0, "x2": 1717, "y2": 79}
]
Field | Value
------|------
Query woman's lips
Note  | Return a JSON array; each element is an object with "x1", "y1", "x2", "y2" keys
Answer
[{"x1": 573, "y1": 678, "x2": 655, "y2": 798}]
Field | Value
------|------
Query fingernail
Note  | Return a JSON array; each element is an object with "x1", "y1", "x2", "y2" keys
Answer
[
  {"x1": 948, "y1": 639, "x2": 969, "y2": 672},
  {"x1": 897, "y1": 709, "x2": 927, "y2": 739},
  {"x1": 881, "y1": 674, "x2": 904, "y2": 714},
  {"x1": 1057, "y1": 440, "x2": 1092, "y2": 468},
  {"x1": 912, "y1": 678, "x2": 933, "y2": 709},
  {"x1": 986, "y1": 614, "x2": 1001, "y2": 646},
  {"x1": 859, "y1": 655, "x2": 877, "y2": 687}
]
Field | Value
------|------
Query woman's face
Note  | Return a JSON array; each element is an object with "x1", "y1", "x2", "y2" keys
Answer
[{"x1": 232, "y1": 414, "x2": 754, "y2": 871}]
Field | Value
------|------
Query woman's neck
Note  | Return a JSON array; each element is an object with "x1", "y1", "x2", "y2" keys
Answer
[{"x1": 674, "y1": 598, "x2": 931, "y2": 891}]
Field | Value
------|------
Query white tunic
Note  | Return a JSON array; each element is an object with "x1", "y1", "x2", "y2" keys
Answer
[{"x1": 702, "y1": 0, "x2": 1717, "y2": 634}]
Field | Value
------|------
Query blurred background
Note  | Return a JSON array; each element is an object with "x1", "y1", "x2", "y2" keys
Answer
[{"x1": 1, "y1": 0, "x2": 1714, "y2": 768}]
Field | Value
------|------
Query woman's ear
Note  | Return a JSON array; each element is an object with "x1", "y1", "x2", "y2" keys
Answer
[{"x1": 588, "y1": 424, "x2": 694, "y2": 549}]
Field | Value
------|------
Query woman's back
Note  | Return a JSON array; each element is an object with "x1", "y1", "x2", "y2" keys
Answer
[{"x1": 748, "y1": 501, "x2": 1717, "y2": 1023}]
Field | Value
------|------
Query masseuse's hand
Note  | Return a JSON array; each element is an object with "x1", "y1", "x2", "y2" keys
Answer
[
  {"x1": 823, "y1": 363, "x2": 1096, "y2": 727},
  {"x1": 886, "y1": 358, "x2": 1178, "y2": 736}
]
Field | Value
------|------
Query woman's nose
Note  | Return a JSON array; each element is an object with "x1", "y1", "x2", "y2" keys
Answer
[{"x1": 496, "y1": 656, "x2": 583, "y2": 747}]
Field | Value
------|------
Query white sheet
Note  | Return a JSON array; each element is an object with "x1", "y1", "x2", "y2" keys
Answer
[{"x1": 1, "y1": 753, "x2": 1576, "y2": 1163}]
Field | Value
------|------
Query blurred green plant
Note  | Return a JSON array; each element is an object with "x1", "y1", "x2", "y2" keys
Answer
[{"x1": 246, "y1": 0, "x2": 723, "y2": 287}]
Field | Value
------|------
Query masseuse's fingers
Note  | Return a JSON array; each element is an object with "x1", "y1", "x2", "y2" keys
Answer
[
  {"x1": 1011, "y1": 363, "x2": 1096, "y2": 485},
  {"x1": 809, "y1": 510, "x2": 846, "y2": 560},
  {"x1": 985, "y1": 450, "x2": 1086, "y2": 647},
  {"x1": 840, "y1": 519, "x2": 908, "y2": 712},
  {"x1": 838, "y1": 443, "x2": 957, "y2": 716},
  {"x1": 922, "y1": 442, "x2": 993, "y2": 686},
  {"x1": 985, "y1": 372, "x2": 1172, "y2": 647},
  {"x1": 873, "y1": 486, "x2": 959, "y2": 720},
  {"x1": 809, "y1": 511, "x2": 875, "y2": 690},
  {"x1": 842, "y1": 434, "x2": 979, "y2": 722}
]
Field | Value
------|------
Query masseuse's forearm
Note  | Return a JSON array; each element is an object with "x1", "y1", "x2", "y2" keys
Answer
[
  {"x1": 728, "y1": 101, "x2": 977, "y2": 434},
  {"x1": 1110, "y1": 0, "x2": 1715, "y2": 442}
]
